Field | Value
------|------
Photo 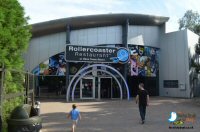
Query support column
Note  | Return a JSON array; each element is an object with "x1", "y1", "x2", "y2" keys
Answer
[
  {"x1": 66, "y1": 25, "x2": 70, "y2": 44},
  {"x1": 66, "y1": 25, "x2": 70, "y2": 95},
  {"x1": 122, "y1": 19, "x2": 129, "y2": 98},
  {"x1": 0, "y1": 65, "x2": 5, "y2": 131}
]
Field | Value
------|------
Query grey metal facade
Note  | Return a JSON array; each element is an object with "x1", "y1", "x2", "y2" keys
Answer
[
  {"x1": 159, "y1": 30, "x2": 200, "y2": 98},
  {"x1": 25, "y1": 25, "x2": 161, "y2": 71},
  {"x1": 24, "y1": 14, "x2": 199, "y2": 98}
]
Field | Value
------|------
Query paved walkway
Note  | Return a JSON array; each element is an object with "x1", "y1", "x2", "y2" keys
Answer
[
  {"x1": 193, "y1": 97, "x2": 200, "y2": 105},
  {"x1": 40, "y1": 97, "x2": 200, "y2": 132}
]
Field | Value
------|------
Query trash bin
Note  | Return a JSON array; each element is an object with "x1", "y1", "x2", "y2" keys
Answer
[
  {"x1": 7, "y1": 104, "x2": 42, "y2": 132},
  {"x1": 0, "y1": 116, "x2": 2, "y2": 132},
  {"x1": 35, "y1": 101, "x2": 40, "y2": 116}
]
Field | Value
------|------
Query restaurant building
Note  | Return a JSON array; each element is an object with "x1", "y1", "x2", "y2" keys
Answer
[{"x1": 24, "y1": 14, "x2": 200, "y2": 100}]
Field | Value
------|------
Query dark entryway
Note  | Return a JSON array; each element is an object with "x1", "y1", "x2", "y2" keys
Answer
[
  {"x1": 99, "y1": 77, "x2": 121, "y2": 99},
  {"x1": 100, "y1": 78, "x2": 112, "y2": 98},
  {"x1": 128, "y1": 76, "x2": 159, "y2": 97},
  {"x1": 37, "y1": 76, "x2": 66, "y2": 98}
]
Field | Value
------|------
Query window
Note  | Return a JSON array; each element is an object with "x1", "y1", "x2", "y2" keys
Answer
[{"x1": 163, "y1": 80, "x2": 178, "y2": 88}]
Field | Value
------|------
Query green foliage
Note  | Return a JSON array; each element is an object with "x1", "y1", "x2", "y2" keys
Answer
[
  {"x1": 194, "y1": 38, "x2": 200, "y2": 73},
  {"x1": 194, "y1": 24, "x2": 200, "y2": 35},
  {"x1": 0, "y1": 0, "x2": 31, "y2": 68},
  {"x1": 178, "y1": 10, "x2": 200, "y2": 34},
  {"x1": 195, "y1": 38, "x2": 200, "y2": 55},
  {"x1": 4, "y1": 71, "x2": 24, "y2": 94},
  {"x1": 191, "y1": 59, "x2": 200, "y2": 73},
  {"x1": 0, "y1": 0, "x2": 31, "y2": 131},
  {"x1": 179, "y1": 10, "x2": 200, "y2": 73}
]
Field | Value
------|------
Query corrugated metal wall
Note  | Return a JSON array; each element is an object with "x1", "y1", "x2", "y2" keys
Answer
[
  {"x1": 24, "y1": 32, "x2": 66, "y2": 71},
  {"x1": 128, "y1": 25, "x2": 160, "y2": 47},
  {"x1": 70, "y1": 26, "x2": 122, "y2": 45},
  {"x1": 159, "y1": 30, "x2": 192, "y2": 98},
  {"x1": 25, "y1": 25, "x2": 160, "y2": 71}
]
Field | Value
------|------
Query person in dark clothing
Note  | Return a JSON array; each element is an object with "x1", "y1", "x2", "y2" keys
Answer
[{"x1": 136, "y1": 83, "x2": 149, "y2": 124}]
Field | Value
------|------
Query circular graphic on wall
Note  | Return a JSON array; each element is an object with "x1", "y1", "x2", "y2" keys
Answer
[{"x1": 117, "y1": 48, "x2": 130, "y2": 64}]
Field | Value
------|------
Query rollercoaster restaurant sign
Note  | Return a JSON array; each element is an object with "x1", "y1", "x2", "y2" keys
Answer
[{"x1": 65, "y1": 45, "x2": 130, "y2": 63}]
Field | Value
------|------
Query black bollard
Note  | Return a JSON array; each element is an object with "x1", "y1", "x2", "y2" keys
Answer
[
  {"x1": 0, "y1": 116, "x2": 2, "y2": 132},
  {"x1": 35, "y1": 101, "x2": 40, "y2": 116}
]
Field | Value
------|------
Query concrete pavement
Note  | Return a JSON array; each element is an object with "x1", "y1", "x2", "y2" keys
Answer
[{"x1": 40, "y1": 97, "x2": 200, "y2": 132}]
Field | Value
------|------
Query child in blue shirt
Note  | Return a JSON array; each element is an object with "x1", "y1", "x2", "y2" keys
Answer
[{"x1": 67, "y1": 104, "x2": 81, "y2": 132}]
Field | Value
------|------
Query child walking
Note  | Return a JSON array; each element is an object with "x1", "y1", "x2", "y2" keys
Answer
[{"x1": 67, "y1": 104, "x2": 81, "y2": 132}]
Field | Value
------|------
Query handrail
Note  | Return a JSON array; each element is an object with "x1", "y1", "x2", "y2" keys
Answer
[
  {"x1": 3, "y1": 90, "x2": 34, "y2": 100},
  {"x1": 4, "y1": 69, "x2": 34, "y2": 75}
]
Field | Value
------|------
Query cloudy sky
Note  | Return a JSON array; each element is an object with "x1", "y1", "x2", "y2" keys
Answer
[{"x1": 19, "y1": 0, "x2": 200, "y2": 32}]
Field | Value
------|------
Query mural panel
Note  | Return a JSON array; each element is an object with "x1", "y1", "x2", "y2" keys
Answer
[{"x1": 129, "y1": 45, "x2": 159, "y2": 77}]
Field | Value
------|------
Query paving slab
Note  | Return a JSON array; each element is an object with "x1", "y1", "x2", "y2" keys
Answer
[{"x1": 40, "y1": 97, "x2": 200, "y2": 132}]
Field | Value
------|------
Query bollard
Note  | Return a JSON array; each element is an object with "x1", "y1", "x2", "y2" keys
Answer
[
  {"x1": 0, "y1": 116, "x2": 2, "y2": 132},
  {"x1": 35, "y1": 101, "x2": 40, "y2": 116}
]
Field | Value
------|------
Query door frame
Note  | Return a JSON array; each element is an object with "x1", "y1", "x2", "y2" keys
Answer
[
  {"x1": 98, "y1": 77, "x2": 112, "y2": 99},
  {"x1": 80, "y1": 76, "x2": 95, "y2": 99}
]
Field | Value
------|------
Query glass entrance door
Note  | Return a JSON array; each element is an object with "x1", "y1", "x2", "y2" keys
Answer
[
  {"x1": 98, "y1": 77, "x2": 112, "y2": 99},
  {"x1": 80, "y1": 77, "x2": 95, "y2": 99}
]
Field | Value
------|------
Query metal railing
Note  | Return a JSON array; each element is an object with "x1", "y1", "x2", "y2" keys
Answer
[{"x1": 0, "y1": 66, "x2": 36, "y2": 130}]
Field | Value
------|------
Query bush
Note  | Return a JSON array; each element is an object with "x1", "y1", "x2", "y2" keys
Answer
[{"x1": 0, "y1": 0, "x2": 31, "y2": 131}]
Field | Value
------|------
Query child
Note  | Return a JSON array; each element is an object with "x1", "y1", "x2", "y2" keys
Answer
[{"x1": 67, "y1": 104, "x2": 81, "y2": 132}]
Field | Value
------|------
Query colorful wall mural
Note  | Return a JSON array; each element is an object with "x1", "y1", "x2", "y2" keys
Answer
[
  {"x1": 32, "y1": 52, "x2": 66, "y2": 76},
  {"x1": 32, "y1": 46, "x2": 159, "y2": 77},
  {"x1": 129, "y1": 45, "x2": 159, "y2": 77}
]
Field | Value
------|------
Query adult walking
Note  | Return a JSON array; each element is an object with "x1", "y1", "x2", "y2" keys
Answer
[{"x1": 136, "y1": 83, "x2": 149, "y2": 124}]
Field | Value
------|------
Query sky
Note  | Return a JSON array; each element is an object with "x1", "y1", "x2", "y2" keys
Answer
[{"x1": 18, "y1": 0, "x2": 200, "y2": 33}]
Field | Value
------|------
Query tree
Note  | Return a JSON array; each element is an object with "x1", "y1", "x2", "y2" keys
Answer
[
  {"x1": 0, "y1": 0, "x2": 31, "y2": 68},
  {"x1": 178, "y1": 10, "x2": 200, "y2": 34},
  {"x1": 195, "y1": 37, "x2": 200, "y2": 73},
  {"x1": 194, "y1": 24, "x2": 200, "y2": 35},
  {"x1": 195, "y1": 38, "x2": 200, "y2": 55},
  {"x1": 179, "y1": 10, "x2": 200, "y2": 73},
  {"x1": 0, "y1": 0, "x2": 31, "y2": 131}
]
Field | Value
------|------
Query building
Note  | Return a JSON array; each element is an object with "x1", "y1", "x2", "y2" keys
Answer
[{"x1": 24, "y1": 13, "x2": 200, "y2": 100}]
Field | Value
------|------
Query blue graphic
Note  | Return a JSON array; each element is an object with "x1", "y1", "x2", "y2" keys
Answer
[
  {"x1": 168, "y1": 112, "x2": 177, "y2": 122},
  {"x1": 111, "y1": 48, "x2": 129, "y2": 63},
  {"x1": 32, "y1": 66, "x2": 40, "y2": 75},
  {"x1": 117, "y1": 48, "x2": 129, "y2": 62},
  {"x1": 110, "y1": 57, "x2": 120, "y2": 63}
]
